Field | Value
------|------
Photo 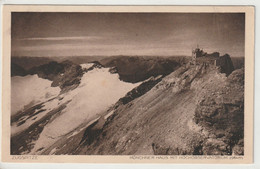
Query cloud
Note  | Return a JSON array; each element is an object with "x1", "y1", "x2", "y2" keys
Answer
[
  {"x1": 12, "y1": 41, "x2": 192, "y2": 57},
  {"x1": 16, "y1": 36, "x2": 102, "y2": 41}
]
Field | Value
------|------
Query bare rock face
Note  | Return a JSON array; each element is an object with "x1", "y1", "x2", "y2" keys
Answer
[
  {"x1": 216, "y1": 54, "x2": 235, "y2": 75},
  {"x1": 88, "y1": 61, "x2": 104, "y2": 70},
  {"x1": 29, "y1": 61, "x2": 64, "y2": 80},
  {"x1": 194, "y1": 68, "x2": 244, "y2": 155},
  {"x1": 52, "y1": 61, "x2": 83, "y2": 91},
  {"x1": 28, "y1": 61, "x2": 83, "y2": 91},
  {"x1": 108, "y1": 67, "x2": 118, "y2": 74},
  {"x1": 206, "y1": 52, "x2": 220, "y2": 58},
  {"x1": 232, "y1": 139, "x2": 244, "y2": 155},
  {"x1": 119, "y1": 75, "x2": 163, "y2": 105}
]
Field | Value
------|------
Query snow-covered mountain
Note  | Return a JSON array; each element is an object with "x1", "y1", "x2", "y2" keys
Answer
[{"x1": 11, "y1": 56, "x2": 244, "y2": 156}]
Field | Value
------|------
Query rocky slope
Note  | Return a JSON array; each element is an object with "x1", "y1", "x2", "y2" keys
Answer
[
  {"x1": 70, "y1": 64, "x2": 212, "y2": 155},
  {"x1": 194, "y1": 68, "x2": 244, "y2": 155},
  {"x1": 69, "y1": 64, "x2": 243, "y2": 155}
]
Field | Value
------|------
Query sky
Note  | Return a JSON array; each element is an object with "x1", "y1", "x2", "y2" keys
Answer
[{"x1": 11, "y1": 12, "x2": 245, "y2": 57}]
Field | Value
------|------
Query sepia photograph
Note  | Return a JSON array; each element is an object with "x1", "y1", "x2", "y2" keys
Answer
[{"x1": 1, "y1": 5, "x2": 254, "y2": 163}]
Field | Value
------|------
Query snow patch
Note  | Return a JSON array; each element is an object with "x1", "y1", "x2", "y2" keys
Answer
[
  {"x1": 11, "y1": 75, "x2": 60, "y2": 115},
  {"x1": 80, "y1": 63, "x2": 94, "y2": 70},
  {"x1": 11, "y1": 94, "x2": 66, "y2": 136},
  {"x1": 104, "y1": 110, "x2": 114, "y2": 120}
]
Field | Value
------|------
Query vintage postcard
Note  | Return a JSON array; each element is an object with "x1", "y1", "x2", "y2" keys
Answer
[{"x1": 1, "y1": 5, "x2": 254, "y2": 163}]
